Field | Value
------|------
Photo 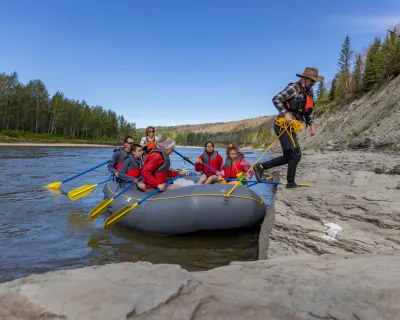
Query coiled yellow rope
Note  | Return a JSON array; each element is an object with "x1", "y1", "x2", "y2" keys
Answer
[
  {"x1": 275, "y1": 117, "x2": 303, "y2": 148},
  {"x1": 224, "y1": 118, "x2": 303, "y2": 198}
]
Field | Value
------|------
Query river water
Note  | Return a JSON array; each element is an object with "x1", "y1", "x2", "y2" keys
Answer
[{"x1": 0, "y1": 146, "x2": 273, "y2": 283}]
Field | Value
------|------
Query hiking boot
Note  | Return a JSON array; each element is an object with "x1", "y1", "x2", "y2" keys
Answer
[
  {"x1": 286, "y1": 182, "x2": 298, "y2": 189},
  {"x1": 253, "y1": 164, "x2": 264, "y2": 183}
]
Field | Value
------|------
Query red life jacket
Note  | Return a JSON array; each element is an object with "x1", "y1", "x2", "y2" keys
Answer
[
  {"x1": 201, "y1": 151, "x2": 220, "y2": 177},
  {"x1": 124, "y1": 157, "x2": 143, "y2": 179},
  {"x1": 223, "y1": 154, "x2": 244, "y2": 179},
  {"x1": 145, "y1": 149, "x2": 171, "y2": 185},
  {"x1": 285, "y1": 82, "x2": 314, "y2": 114},
  {"x1": 114, "y1": 148, "x2": 130, "y2": 171}
]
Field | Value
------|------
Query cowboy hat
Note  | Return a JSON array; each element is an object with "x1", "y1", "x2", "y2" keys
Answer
[{"x1": 296, "y1": 67, "x2": 324, "y2": 82}]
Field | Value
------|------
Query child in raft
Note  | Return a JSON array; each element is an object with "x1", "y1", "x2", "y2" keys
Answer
[
  {"x1": 219, "y1": 144, "x2": 254, "y2": 184},
  {"x1": 194, "y1": 141, "x2": 224, "y2": 184},
  {"x1": 118, "y1": 144, "x2": 146, "y2": 191}
]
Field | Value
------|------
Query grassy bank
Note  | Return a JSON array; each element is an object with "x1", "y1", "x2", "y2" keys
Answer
[
  {"x1": 0, "y1": 130, "x2": 265, "y2": 150},
  {"x1": 0, "y1": 130, "x2": 120, "y2": 145}
]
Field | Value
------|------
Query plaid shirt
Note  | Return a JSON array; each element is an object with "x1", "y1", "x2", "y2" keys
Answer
[{"x1": 272, "y1": 82, "x2": 315, "y2": 125}]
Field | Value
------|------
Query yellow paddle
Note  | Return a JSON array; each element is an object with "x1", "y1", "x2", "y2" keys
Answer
[
  {"x1": 68, "y1": 176, "x2": 113, "y2": 201},
  {"x1": 282, "y1": 182, "x2": 314, "y2": 187},
  {"x1": 44, "y1": 160, "x2": 109, "y2": 189},
  {"x1": 90, "y1": 178, "x2": 140, "y2": 221}
]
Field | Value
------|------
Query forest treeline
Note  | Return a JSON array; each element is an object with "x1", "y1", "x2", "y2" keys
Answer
[
  {"x1": 314, "y1": 25, "x2": 400, "y2": 113},
  {"x1": 1, "y1": 24, "x2": 399, "y2": 146},
  {"x1": 0, "y1": 73, "x2": 136, "y2": 140}
]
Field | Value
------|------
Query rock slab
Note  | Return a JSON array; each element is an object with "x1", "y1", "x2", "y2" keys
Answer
[
  {"x1": 1, "y1": 254, "x2": 400, "y2": 320},
  {"x1": 267, "y1": 150, "x2": 400, "y2": 258}
]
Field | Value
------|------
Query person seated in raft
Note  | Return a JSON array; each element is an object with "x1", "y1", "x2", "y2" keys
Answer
[
  {"x1": 140, "y1": 126, "x2": 159, "y2": 156},
  {"x1": 194, "y1": 141, "x2": 224, "y2": 184},
  {"x1": 219, "y1": 144, "x2": 254, "y2": 184},
  {"x1": 107, "y1": 136, "x2": 134, "y2": 178},
  {"x1": 141, "y1": 137, "x2": 186, "y2": 192},
  {"x1": 117, "y1": 143, "x2": 146, "y2": 191}
]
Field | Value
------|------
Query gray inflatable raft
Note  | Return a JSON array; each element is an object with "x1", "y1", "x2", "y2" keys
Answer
[{"x1": 102, "y1": 177, "x2": 266, "y2": 236}]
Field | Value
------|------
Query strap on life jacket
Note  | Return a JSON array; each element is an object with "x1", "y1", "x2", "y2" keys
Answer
[
  {"x1": 144, "y1": 149, "x2": 171, "y2": 186},
  {"x1": 285, "y1": 82, "x2": 313, "y2": 113},
  {"x1": 148, "y1": 149, "x2": 170, "y2": 172},
  {"x1": 114, "y1": 148, "x2": 129, "y2": 170},
  {"x1": 147, "y1": 141, "x2": 157, "y2": 151},
  {"x1": 223, "y1": 155, "x2": 244, "y2": 179},
  {"x1": 295, "y1": 82, "x2": 313, "y2": 112},
  {"x1": 144, "y1": 137, "x2": 157, "y2": 154},
  {"x1": 124, "y1": 156, "x2": 142, "y2": 179},
  {"x1": 201, "y1": 151, "x2": 219, "y2": 177}
]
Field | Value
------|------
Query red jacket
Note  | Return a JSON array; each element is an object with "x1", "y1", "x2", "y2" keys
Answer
[
  {"x1": 194, "y1": 151, "x2": 224, "y2": 176},
  {"x1": 142, "y1": 151, "x2": 179, "y2": 189}
]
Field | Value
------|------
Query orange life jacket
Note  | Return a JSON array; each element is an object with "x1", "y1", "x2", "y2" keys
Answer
[
  {"x1": 146, "y1": 137, "x2": 157, "y2": 151},
  {"x1": 285, "y1": 82, "x2": 313, "y2": 114}
]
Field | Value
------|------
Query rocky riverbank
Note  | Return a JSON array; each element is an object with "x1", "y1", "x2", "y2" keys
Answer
[
  {"x1": 1, "y1": 253, "x2": 400, "y2": 319},
  {"x1": 1, "y1": 150, "x2": 400, "y2": 319},
  {"x1": 262, "y1": 150, "x2": 400, "y2": 259}
]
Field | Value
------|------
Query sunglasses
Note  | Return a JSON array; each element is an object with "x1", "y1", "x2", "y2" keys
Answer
[
  {"x1": 127, "y1": 142, "x2": 134, "y2": 145},
  {"x1": 148, "y1": 130, "x2": 154, "y2": 133}
]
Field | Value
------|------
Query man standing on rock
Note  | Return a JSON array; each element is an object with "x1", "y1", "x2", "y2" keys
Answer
[{"x1": 253, "y1": 67, "x2": 324, "y2": 188}]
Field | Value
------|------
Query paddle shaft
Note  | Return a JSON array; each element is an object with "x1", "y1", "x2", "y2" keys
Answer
[
  {"x1": 62, "y1": 160, "x2": 109, "y2": 184},
  {"x1": 98, "y1": 176, "x2": 113, "y2": 186},
  {"x1": 246, "y1": 181, "x2": 259, "y2": 188},
  {"x1": 138, "y1": 174, "x2": 183, "y2": 204},
  {"x1": 173, "y1": 149, "x2": 218, "y2": 174},
  {"x1": 112, "y1": 177, "x2": 142, "y2": 200},
  {"x1": 173, "y1": 150, "x2": 196, "y2": 166}
]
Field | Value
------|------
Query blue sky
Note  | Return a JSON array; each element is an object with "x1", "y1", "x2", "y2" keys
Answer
[{"x1": 1, "y1": 0, "x2": 399, "y2": 128}]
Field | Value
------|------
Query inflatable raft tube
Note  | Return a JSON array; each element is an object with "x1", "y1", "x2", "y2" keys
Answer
[{"x1": 102, "y1": 177, "x2": 266, "y2": 236}]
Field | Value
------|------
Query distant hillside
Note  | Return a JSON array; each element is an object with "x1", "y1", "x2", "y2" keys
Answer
[
  {"x1": 137, "y1": 116, "x2": 277, "y2": 148},
  {"x1": 156, "y1": 116, "x2": 275, "y2": 134}
]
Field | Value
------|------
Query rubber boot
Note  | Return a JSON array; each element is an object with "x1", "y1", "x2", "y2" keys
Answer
[{"x1": 286, "y1": 148, "x2": 301, "y2": 187}]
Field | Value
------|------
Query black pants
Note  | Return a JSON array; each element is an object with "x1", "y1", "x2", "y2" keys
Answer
[{"x1": 260, "y1": 123, "x2": 302, "y2": 183}]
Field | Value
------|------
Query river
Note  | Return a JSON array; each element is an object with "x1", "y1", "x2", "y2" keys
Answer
[{"x1": 0, "y1": 146, "x2": 273, "y2": 283}]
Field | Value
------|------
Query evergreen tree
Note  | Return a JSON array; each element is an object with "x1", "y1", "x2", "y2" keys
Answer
[
  {"x1": 338, "y1": 35, "x2": 354, "y2": 73},
  {"x1": 0, "y1": 71, "x2": 137, "y2": 139},
  {"x1": 315, "y1": 80, "x2": 327, "y2": 100},
  {"x1": 376, "y1": 27, "x2": 400, "y2": 81},
  {"x1": 363, "y1": 37, "x2": 381, "y2": 92},
  {"x1": 335, "y1": 35, "x2": 354, "y2": 102},
  {"x1": 329, "y1": 74, "x2": 337, "y2": 101},
  {"x1": 351, "y1": 53, "x2": 363, "y2": 97}
]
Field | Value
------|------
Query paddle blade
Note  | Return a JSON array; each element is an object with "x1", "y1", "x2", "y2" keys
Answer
[
  {"x1": 44, "y1": 181, "x2": 62, "y2": 189},
  {"x1": 104, "y1": 203, "x2": 139, "y2": 229},
  {"x1": 90, "y1": 198, "x2": 114, "y2": 221},
  {"x1": 68, "y1": 184, "x2": 98, "y2": 201},
  {"x1": 282, "y1": 182, "x2": 314, "y2": 187}
]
